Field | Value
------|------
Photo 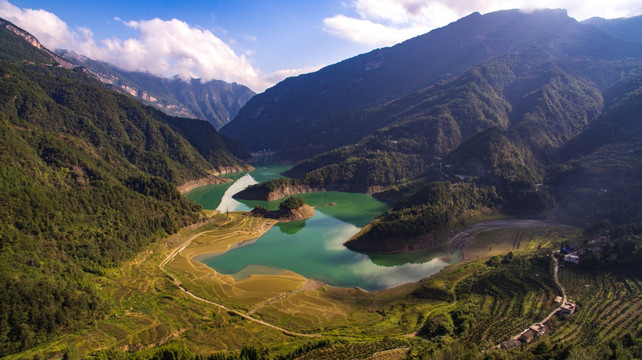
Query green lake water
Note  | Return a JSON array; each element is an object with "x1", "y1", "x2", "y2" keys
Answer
[{"x1": 185, "y1": 165, "x2": 460, "y2": 290}]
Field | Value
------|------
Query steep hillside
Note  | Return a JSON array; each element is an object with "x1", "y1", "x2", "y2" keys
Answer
[
  {"x1": 57, "y1": 50, "x2": 255, "y2": 129},
  {"x1": 346, "y1": 67, "x2": 642, "y2": 252},
  {"x1": 222, "y1": 9, "x2": 581, "y2": 160},
  {"x1": 286, "y1": 42, "x2": 612, "y2": 192},
  {"x1": 549, "y1": 70, "x2": 642, "y2": 230},
  {"x1": 0, "y1": 19, "x2": 245, "y2": 355},
  {"x1": 239, "y1": 13, "x2": 642, "y2": 252}
]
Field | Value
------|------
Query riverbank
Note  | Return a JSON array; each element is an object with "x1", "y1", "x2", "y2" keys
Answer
[
  {"x1": 178, "y1": 174, "x2": 231, "y2": 194},
  {"x1": 178, "y1": 165, "x2": 254, "y2": 194}
]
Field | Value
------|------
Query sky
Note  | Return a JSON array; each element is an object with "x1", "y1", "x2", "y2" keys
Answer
[{"x1": 1, "y1": 0, "x2": 641, "y2": 92}]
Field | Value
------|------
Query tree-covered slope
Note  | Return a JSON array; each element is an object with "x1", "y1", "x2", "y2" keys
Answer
[
  {"x1": 57, "y1": 49, "x2": 256, "y2": 130},
  {"x1": 222, "y1": 9, "x2": 579, "y2": 160},
  {"x1": 0, "y1": 19, "x2": 245, "y2": 355},
  {"x1": 245, "y1": 15, "x2": 642, "y2": 252},
  {"x1": 548, "y1": 69, "x2": 642, "y2": 230},
  {"x1": 347, "y1": 66, "x2": 641, "y2": 252},
  {"x1": 583, "y1": 14, "x2": 642, "y2": 45},
  {"x1": 287, "y1": 43, "x2": 609, "y2": 191}
]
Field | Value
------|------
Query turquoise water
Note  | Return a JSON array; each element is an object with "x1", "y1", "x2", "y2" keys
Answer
[
  {"x1": 186, "y1": 165, "x2": 460, "y2": 290},
  {"x1": 185, "y1": 165, "x2": 292, "y2": 212}
]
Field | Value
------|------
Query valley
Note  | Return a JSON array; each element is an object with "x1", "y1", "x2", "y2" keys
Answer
[
  {"x1": 1, "y1": 5, "x2": 642, "y2": 360},
  {"x1": 9, "y1": 195, "x2": 580, "y2": 359}
]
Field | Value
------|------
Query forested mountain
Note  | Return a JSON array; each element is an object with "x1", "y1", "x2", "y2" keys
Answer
[
  {"x1": 0, "y1": 18, "x2": 246, "y2": 354},
  {"x1": 235, "y1": 10, "x2": 642, "y2": 252},
  {"x1": 56, "y1": 49, "x2": 255, "y2": 129},
  {"x1": 222, "y1": 9, "x2": 587, "y2": 160},
  {"x1": 583, "y1": 14, "x2": 642, "y2": 45},
  {"x1": 346, "y1": 46, "x2": 642, "y2": 250}
]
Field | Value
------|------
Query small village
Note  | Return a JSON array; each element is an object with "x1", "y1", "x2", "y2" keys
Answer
[
  {"x1": 498, "y1": 250, "x2": 578, "y2": 350},
  {"x1": 500, "y1": 299, "x2": 577, "y2": 349}
]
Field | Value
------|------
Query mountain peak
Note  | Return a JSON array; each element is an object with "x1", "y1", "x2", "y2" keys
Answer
[
  {"x1": 221, "y1": 8, "x2": 583, "y2": 160},
  {"x1": 56, "y1": 50, "x2": 255, "y2": 129},
  {"x1": 0, "y1": 17, "x2": 74, "y2": 68}
]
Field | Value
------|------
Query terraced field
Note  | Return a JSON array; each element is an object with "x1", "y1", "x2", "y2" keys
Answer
[
  {"x1": 454, "y1": 256, "x2": 560, "y2": 346},
  {"x1": 161, "y1": 214, "x2": 397, "y2": 336},
  {"x1": 551, "y1": 265, "x2": 642, "y2": 345},
  {"x1": 8, "y1": 215, "x2": 312, "y2": 359},
  {"x1": 10, "y1": 211, "x2": 590, "y2": 359}
]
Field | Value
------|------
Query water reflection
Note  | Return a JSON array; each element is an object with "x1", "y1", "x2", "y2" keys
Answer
[
  {"x1": 190, "y1": 165, "x2": 460, "y2": 290},
  {"x1": 277, "y1": 220, "x2": 306, "y2": 235},
  {"x1": 202, "y1": 210, "x2": 460, "y2": 290},
  {"x1": 237, "y1": 191, "x2": 387, "y2": 228},
  {"x1": 363, "y1": 244, "x2": 460, "y2": 267},
  {"x1": 349, "y1": 256, "x2": 452, "y2": 289}
]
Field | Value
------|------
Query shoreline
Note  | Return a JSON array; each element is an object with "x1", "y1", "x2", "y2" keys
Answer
[
  {"x1": 178, "y1": 175, "x2": 231, "y2": 194},
  {"x1": 178, "y1": 165, "x2": 255, "y2": 194},
  {"x1": 179, "y1": 213, "x2": 276, "y2": 260}
]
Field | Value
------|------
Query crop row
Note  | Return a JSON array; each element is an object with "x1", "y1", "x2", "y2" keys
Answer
[
  {"x1": 457, "y1": 257, "x2": 558, "y2": 344},
  {"x1": 551, "y1": 265, "x2": 642, "y2": 345}
]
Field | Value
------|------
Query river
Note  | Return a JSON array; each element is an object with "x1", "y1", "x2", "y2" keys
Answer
[{"x1": 185, "y1": 166, "x2": 460, "y2": 290}]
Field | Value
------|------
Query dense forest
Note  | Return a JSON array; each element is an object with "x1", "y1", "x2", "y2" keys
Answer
[
  {"x1": 0, "y1": 19, "x2": 246, "y2": 355},
  {"x1": 346, "y1": 182, "x2": 499, "y2": 252},
  {"x1": 241, "y1": 13, "x2": 642, "y2": 250}
]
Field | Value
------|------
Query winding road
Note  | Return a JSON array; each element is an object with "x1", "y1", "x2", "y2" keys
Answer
[
  {"x1": 498, "y1": 251, "x2": 568, "y2": 347},
  {"x1": 158, "y1": 229, "x2": 321, "y2": 338}
]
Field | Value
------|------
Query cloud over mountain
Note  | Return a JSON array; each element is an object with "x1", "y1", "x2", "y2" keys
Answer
[
  {"x1": 0, "y1": 0, "x2": 315, "y2": 92},
  {"x1": 324, "y1": 0, "x2": 642, "y2": 46}
]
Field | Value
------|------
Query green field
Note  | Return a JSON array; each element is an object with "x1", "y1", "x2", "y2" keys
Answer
[
  {"x1": 551, "y1": 266, "x2": 642, "y2": 345},
  {"x1": 10, "y1": 213, "x2": 642, "y2": 359}
]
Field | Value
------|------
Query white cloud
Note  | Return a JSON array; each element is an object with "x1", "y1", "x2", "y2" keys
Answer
[
  {"x1": 91, "y1": 18, "x2": 266, "y2": 88},
  {"x1": 262, "y1": 65, "x2": 324, "y2": 85},
  {"x1": 0, "y1": 0, "x2": 76, "y2": 49},
  {"x1": 324, "y1": 0, "x2": 642, "y2": 46},
  {"x1": 323, "y1": 14, "x2": 428, "y2": 46},
  {"x1": 0, "y1": 0, "x2": 309, "y2": 92}
]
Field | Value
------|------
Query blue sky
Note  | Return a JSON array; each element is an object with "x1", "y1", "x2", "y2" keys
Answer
[{"x1": 1, "y1": 0, "x2": 641, "y2": 92}]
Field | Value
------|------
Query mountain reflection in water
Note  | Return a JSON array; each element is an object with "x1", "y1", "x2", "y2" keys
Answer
[{"x1": 187, "y1": 165, "x2": 460, "y2": 290}]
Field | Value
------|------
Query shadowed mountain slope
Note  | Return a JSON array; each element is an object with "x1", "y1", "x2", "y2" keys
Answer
[{"x1": 222, "y1": 9, "x2": 585, "y2": 160}]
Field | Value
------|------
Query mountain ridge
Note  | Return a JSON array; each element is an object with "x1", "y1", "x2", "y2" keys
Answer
[
  {"x1": 0, "y1": 18, "x2": 249, "y2": 354},
  {"x1": 56, "y1": 49, "x2": 256, "y2": 130},
  {"x1": 231, "y1": 10, "x2": 642, "y2": 253},
  {"x1": 221, "y1": 9, "x2": 581, "y2": 160}
]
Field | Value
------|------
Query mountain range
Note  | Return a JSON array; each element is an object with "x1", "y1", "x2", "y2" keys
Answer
[
  {"x1": 583, "y1": 14, "x2": 642, "y2": 45},
  {"x1": 2, "y1": 8, "x2": 642, "y2": 357},
  {"x1": 56, "y1": 50, "x2": 256, "y2": 130},
  {"x1": 229, "y1": 9, "x2": 642, "y2": 252},
  {"x1": 221, "y1": 9, "x2": 589, "y2": 159}
]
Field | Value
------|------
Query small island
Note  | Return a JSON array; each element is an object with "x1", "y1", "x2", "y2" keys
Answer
[{"x1": 250, "y1": 196, "x2": 314, "y2": 222}]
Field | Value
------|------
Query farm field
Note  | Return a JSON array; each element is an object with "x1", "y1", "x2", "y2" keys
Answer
[
  {"x1": 551, "y1": 265, "x2": 642, "y2": 346},
  {"x1": 9, "y1": 211, "x2": 605, "y2": 360}
]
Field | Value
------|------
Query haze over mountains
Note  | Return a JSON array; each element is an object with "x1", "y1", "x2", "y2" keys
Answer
[{"x1": 583, "y1": 14, "x2": 642, "y2": 44}]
